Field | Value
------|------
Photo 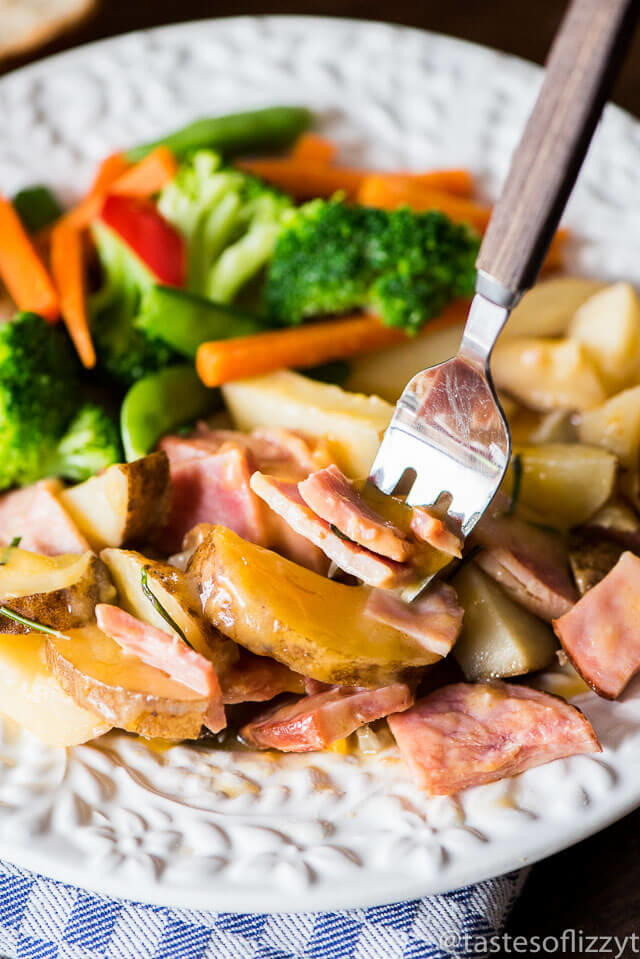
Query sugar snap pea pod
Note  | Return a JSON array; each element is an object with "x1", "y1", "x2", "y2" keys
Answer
[
  {"x1": 126, "y1": 106, "x2": 313, "y2": 163},
  {"x1": 12, "y1": 185, "x2": 62, "y2": 233},
  {"x1": 135, "y1": 286, "x2": 265, "y2": 358},
  {"x1": 121, "y1": 364, "x2": 220, "y2": 461}
]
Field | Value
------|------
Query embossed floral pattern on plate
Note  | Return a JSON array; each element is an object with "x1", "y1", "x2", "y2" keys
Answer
[{"x1": 1, "y1": 16, "x2": 640, "y2": 912}]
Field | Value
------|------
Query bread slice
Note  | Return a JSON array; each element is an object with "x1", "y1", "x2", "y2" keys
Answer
[{"x1": 0, "y1": 0, "x2": 97, "y2": 60}]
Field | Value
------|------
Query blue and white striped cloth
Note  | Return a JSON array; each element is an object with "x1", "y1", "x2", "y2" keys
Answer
[{"x1": 0, "y1": 858, "x2": 527, "y2": 959}]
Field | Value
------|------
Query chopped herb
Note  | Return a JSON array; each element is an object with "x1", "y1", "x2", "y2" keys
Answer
[
  {"x1": 330, "y1": 524, "x2": 357, "y2": 544},
  {"x1": 0, "y1": 605, "x2": 67, "y2": 639},
  {"x1": 506, "y1": 454, "x2": 523, "y2": 516},
  {"x1": 140, "y1": 567, "x2": 189, "y2": 645},
  {"x1": 0, "y1": 536, "x2": 22, "y2": 565}
]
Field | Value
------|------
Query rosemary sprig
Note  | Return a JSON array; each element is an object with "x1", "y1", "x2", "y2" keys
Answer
[
  {"x1": 506, "y1": 454, "x2": 523, "y2": 516},
  {"x1": 330, "y1": 524, "x2": 356, "y2": 544},
  {"x1": 0, "y1": 536, "x2": 22, "y2": 566},
  {"x1": 0, "y1": 605, "x2": 67, "y2": 640},
  {"x1": 140, "y1": 568, "x2": 189, "y2": 645}
]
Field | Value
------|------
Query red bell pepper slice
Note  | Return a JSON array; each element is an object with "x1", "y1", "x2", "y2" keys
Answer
[{"x1": 98, "y1": 194, "x2": 185, "y2": 287}]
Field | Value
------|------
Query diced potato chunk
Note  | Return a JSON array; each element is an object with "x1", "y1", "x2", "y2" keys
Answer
[
  {"x1": 504, "y1": 444, "x2": 617, "y2": 529},
  {"x1": 452, "y1": 562, "x2": 556, "y2": 681},
  {"x1": 578, "y1": 385, "x2": 640, "y2": 468},
  {"x1": 0, "y1": 548, "x2": 115, "y2": 632},
  {"x1": 569, "y1": 283, "x2": 640, "y2": 393},
  {"x1": 345, "y1": 323, "x2": 464, "y2": 402},
  {"x1": 500, "y1": 276, "x2": 604, "y2": 339},
  {"x1": 60, "y1": 451, "x2": 170, "y2": 551},
  {"x1": 0, "y1": 633, "x2": 110, "y2": 747},
  {"x1": 222, "y1": 370, "x2": 393, "y2": 476},
  {"x1": 491, "y1": 338, "x2": 606, "y2": 411},
  {"x1": 46, "y1": 624, "x2": 208, "y2": 739},
  {"x1": 189, "y1": 525, "x2": 441, "y2": 687}
]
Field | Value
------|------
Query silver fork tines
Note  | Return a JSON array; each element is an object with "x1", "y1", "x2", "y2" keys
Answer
[{"x1": 369, "y1": 294, "x2": 511, "y2": 543}]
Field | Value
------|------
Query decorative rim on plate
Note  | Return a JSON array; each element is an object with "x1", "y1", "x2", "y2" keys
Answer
[{"x1": 1, "y1": 16, "x2": 640, "y2": 913}]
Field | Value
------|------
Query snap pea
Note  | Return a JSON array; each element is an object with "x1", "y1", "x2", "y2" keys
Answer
[
  {"x1": 135, "y1": 286, "x2": 265, "y2": 358},
  {"x1": 12, "y1": 185, "x2": 62, "y2": 233},
  {"x1": 120, "y1": 364, "x2": 219, "y2": 462},
  {"x1": 126, "y1": 106, "x2": 312, "y2": 163}
]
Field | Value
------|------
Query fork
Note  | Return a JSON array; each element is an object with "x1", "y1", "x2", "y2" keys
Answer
[{"x1": 369, "y1": 0, "x2": 638, "y2": 597}]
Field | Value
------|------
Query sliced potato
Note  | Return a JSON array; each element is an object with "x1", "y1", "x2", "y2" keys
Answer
[
  {"x1": 491, "y1": 338, "x2": 606, "y2": 412},
  {"x1": 60, "y1": 451, "x2": 170, "y2": 551},
  {"x1": 569, "y1": 283, "x2": 640, "y2": 393},
  {"x1": 503, "y1": 444, "x2": 617, "y2": 529},
  {"x1": 345, "y1": 322, "x2": 464, "y2": 402},
  {"x1": 222, "y1": 370, "x2": 393, "y2": 476},
  {"x1": 527, "y1": 410, "x2": 577, "y2": 444},
  {"x1": 578, "y1": 385, "x2": 640, "y2": 467},
  {"x1": 500, "y1": 276, "x2": 604, "y2": 339},
  {"x1": 0, "y1": 548, "x2": 115, "y2": 633},
  {"x1": 100, "y1": 548, "x2": 237, "y2": 674},
  {"x1": 0, "y1": 633, "x2": 110, "y2": 747},
  {"x1": 46, "y1": 624, "x2": 208, "y2": 739},
  {"x1": 189, "y1": 525, "x2": 441, "y2": 687},
  {"x1": 452, "y1": 562, "x2": 556, "y2": 681}
]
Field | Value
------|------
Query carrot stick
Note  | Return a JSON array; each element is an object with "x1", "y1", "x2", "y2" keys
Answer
[
  {"x1": 358, "y1": 176, "x2": 490, "y2": 229},
  {"x1": 291, "y1": 133, "x2": 337, "y2": 165},
  {"x1": 60, "y1": 152, "x2": 130, "y2": 231},
  {"x1": 52, "y1": 147, "x2": 176, "y2": 235},
  {"x1": 90, "y1": 151, "x2": 130, "y2": 194},
  {"x1": 358, "y1": 175, "x2": 569, "y2": 272},
  {"x1": 109, "y1": 146, "x2": 177, "y2": 197},
  {"x1": 196, "y1": 299, "x2": 470, "y2": 387},
  {"x1": 235, "y1": 159, "x2": 474, "y2": 200},
  {"x1": 0, "y1": 194, "x2": 59, "y2": 321},
  {"x1": 50, "y1": 223, "x2": 95, "y2": 368}
]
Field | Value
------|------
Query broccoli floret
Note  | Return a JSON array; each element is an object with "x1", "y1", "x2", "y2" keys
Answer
[
  {"x1": 157, "y1": 150, "x2": 292, "y2": 302},
  {"x1": 0, "y1": 313, "x2": 120, "y2": 490},
  {"x1": 90, "y1": 221, "x2": 178, "y2": 385},
  {"x1": 264, "y1": 200, "x2": 479, "y2": 334},
  {"x1": 48, "y1": 404, "x2": 123, "y2": 482}
]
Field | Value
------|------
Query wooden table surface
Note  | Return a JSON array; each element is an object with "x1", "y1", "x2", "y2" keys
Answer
[{"x1": 2, "y1": 0, "x2": 640, "y2": 946}]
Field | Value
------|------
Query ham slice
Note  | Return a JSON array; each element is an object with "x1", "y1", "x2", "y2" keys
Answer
[
  {"x1": 161, "y1": 426, "x2": 330, "y2": 480},
  {"x1": 250, "y1": 472, "x2": 412, "y2": 589},
  {"x1": 157, "y1": 446, "x2": 268, "y2": 554},
  {"x1": 160, "y1": 427, "x2": 328, "y2": 570},
  {"x1": 96, "y1": 604, "x2": 225, "y2": 732},
  {"x1": 472, "y1": 505, "x2": 577, "y2": 621},
  {"x1": 387, "y1": 682, "x2": 601, "y2": 795},
  {"x1": 410, "y1": 508, "x2": 462, "y2": 558},
  {"x1": 299, "y1": 465, "x2": 412, "y2": 561},
  {"x1": 553, "y1": 551, "x2": 640, "y2": 699},
  {"x1": 0, "y1": 479, "x2": 88, "y2": 555},
  {"x1": 365, "y1": 582, "x2": 463, "y2": 657},
  {"x1": 221, "y1": 650, "x2": 305, "y2": 704},
  {"x1": 242, "y1": 682, "x2": 414, "y2": 752}
]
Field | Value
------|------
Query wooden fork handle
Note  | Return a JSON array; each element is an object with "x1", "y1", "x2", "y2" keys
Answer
[{"x1": 476, "y1": 0, "x2": 639, "y2": 305}]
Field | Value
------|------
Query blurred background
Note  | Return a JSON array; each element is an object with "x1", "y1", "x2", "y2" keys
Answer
[
  {"x1": 1, "y1": 0, "x2": 639, "y2": 117},
  {"x1": 1, "y1": 0, "x2": 639, "y2": 947}
]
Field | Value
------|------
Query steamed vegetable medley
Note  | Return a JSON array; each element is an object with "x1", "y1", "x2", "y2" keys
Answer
[{"x1": 0, "y1": 107, "x2": 637, "y2": 797}]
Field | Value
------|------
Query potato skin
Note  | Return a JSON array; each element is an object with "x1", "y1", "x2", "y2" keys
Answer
[
  {"x1": 0, "y1": 553, "x2": 115, "y2": 634},
  {"x1": 121, "y1": 450, "x2": 171, "y2": 543},
  {"x1": 188, "y1": 526, "x2": 439, "y2": 687},
  {"x1": 46, "y1": 626, "x2": 208, "y2": 739},
  {"x1": 60, "y1": 451, "x2": 171, "y2": 550}
]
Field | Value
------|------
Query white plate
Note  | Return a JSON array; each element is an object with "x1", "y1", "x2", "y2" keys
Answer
[{"x1": 1, "y1": 16, "x2": 640, "y2": 913}]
